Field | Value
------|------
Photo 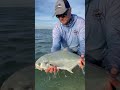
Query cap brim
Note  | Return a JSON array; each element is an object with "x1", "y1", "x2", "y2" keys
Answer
[{"x1": 53, "y1": 8, "x2": 67, "y2": 17}]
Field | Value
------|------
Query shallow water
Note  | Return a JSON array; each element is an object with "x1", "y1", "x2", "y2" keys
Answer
[
  {"x1": 35, "y1": 29, "x2": 85, "y2": 90},
  {"x1": 35, "y1": 66, "x2": 85, "y2": 90}
]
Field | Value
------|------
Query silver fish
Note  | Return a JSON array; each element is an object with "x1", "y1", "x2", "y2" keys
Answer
[{"x1": 35, "y1": 50, "x2": 81, "y2": 73}]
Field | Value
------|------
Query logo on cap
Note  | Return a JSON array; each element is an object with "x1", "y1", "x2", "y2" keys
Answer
[{"x1": 57, "y1": 4, "x2": 62, "y2": 8}]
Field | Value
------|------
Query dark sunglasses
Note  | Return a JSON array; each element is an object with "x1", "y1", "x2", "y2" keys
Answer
[{"x1": 56, "y1": 9, "x2": 68, "y2": 18}]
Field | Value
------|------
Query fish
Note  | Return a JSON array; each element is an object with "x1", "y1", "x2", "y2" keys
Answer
[{"x1": 35, "y1": 50, "x2": 81, "y2": 73}]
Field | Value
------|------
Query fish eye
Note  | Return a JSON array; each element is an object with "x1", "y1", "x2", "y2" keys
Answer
[
  {"x1": 44, "y1": 62, "x2": 48, "y2": 64},
  {"x1": 50, "y1": 64, "x2": 53, "y2": 66},
  {"x1": 38, "y1": 63, "x2": 41, "y2": 66}
]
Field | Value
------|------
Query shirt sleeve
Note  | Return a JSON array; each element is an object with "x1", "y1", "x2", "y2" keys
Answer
[
  {"x1": 78, "y1": 19, "x2": 85, "y2": 56},
  {"x1": 104, "y1": 0, "x2": 120, "y2": 71},
  {"x1": 51, "y1": 24, "x2": 61, "y2": 52}
]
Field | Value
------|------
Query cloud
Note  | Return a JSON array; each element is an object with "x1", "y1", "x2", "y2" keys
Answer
[
  {"x1": 35, "y1": 0, "x2": 85, "y2": 29},
  {"x1": 35, "y1": 0, "x2": 55, "y2": 15},
  {"x1": 35, "y1": 16, "x2": 54, "y2": 21}
]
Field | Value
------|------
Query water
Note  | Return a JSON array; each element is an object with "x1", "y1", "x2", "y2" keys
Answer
[
  {"x1": 35, "y1": 29, "x2": 85, "y2": 90},
  {"x1": 0, "y1": 7, "x2": 34, "y2": 87},
  {"x1": 35, "y1": 29, "x2": 52, "y2": 60}
]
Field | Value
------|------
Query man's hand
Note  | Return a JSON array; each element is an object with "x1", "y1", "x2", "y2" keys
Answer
[
  {"x1": 79, "y1": 55, "x2": 85, "y2": 69},
  {"x1": 45, "y1": 66, "x2": 59, "y2": 74},
  {"x1": 109, "y1": 67, "x2": 120, "y2": 87}
]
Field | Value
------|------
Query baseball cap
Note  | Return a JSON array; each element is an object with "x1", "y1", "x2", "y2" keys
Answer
[{"x1": 55, "y1": 0, "x2": 71, "y2": 15}]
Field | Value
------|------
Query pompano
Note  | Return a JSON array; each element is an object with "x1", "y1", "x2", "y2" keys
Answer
[{"x1": 35, "y1": 50, "x2": 81, "y2": 73}]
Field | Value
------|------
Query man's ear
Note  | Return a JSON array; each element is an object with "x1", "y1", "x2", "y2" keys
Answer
[
  {"x1": 68, "y1": 8, "x2": 71, "y2": 14},
  {"x1": 69, "y1": 8, "x2": 71, "y2": 12}
]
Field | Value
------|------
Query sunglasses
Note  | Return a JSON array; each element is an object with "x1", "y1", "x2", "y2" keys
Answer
[{"x1": 56, "y1": 9, "x2": 68, "y2": 18}]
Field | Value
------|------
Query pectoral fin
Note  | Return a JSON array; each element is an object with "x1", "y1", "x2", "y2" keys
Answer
[
  {"x1": 66, "y1": 69, "x2": 73, "y2": 73},
  {"x1": 57, "y1": 67, "x2": 73, "y2": 73}
]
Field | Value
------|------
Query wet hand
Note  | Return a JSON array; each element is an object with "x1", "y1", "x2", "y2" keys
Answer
[
  {"x1": 45, "y1": 66, "x2": 59, "y2": 74},
  {"x1": 79, "y1": 55, "x2": 85, "y2": 69}
]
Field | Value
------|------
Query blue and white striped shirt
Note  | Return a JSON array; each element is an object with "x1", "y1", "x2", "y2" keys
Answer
[{"x1": 51, "y1": 14, "x2": 85, "y2": 55}]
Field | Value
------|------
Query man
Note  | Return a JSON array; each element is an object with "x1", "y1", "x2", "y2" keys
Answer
[
  {"x1": 86, "y1": 0, "x2": 120, "y2": 89},
  {"x1": 45, "y1": 0, "x2": 85, "y2": 73}
]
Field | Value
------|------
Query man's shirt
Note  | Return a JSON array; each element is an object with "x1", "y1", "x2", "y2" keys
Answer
[
  {"x1": 51, "y1": 14, "x2": 85, "y2": 55},
  {"x1": 86, "y1": 0, "x2": 120, "y2": 70}
]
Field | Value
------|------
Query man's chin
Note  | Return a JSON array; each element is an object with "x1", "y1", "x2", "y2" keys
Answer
[{"x1": 61, "y1": 22, "x2": 68, "y2": 25}]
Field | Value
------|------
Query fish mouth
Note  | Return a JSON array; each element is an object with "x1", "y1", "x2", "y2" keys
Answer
[
  {"x1": 35, "y1": 63, "x2": 43, "y2": 71},
  {"x1": 35, "y1": 61, "x2": 50, "y2": 71}
]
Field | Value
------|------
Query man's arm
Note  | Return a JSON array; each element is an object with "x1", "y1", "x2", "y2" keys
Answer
[
  {"x1": 78, "y1": 18, "x2": 85, "y2": 69},
  {"x1": 78, "y1": 26, "x2": 85, "y2": 56},
  {"x1": 51, "y1": 24, "x2": 61, "y2": 52},
  {"x1": 104, "y1": 0, "x2": 120, "y2": 74},
  {"x1": 45, "y1": 24, "x2": 61, "y2": 73},
  {"x1": 78, "y1": 18, "x2": 85, "y2": 56}
]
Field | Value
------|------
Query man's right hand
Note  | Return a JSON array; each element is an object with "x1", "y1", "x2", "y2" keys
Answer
[
  {"x1": 45, "y1": 66, "x2": 59, "y2": 74},
  {"x1": 79, "y1": 55, "x2": 85, "y2": 69}
]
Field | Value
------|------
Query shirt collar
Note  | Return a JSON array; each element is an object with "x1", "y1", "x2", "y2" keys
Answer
[{"x1": 62, "y1": 14, "x2": 77, "y2": 27}]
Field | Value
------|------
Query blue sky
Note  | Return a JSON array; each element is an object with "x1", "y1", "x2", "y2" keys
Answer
[{"x1": 35, "y1": 0, "x2": 85, "y2": 29}]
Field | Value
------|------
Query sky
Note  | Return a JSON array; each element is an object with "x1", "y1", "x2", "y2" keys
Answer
[{"x1": 35, "y1": 0, "x2": 85, "y2": 29}]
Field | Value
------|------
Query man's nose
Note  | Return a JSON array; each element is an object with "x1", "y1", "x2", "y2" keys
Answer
[{"x1": 59, "y1": 17, "x2": 64, "y2": 20}]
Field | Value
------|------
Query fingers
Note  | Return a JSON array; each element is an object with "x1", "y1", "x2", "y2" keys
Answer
[
  {"x1": 45, "y1": 66, "x2": 53, "y2": 73},
  {"x1": 53, "y1": 66, "x2": 59, "y2": 73},
  {"x1": 107, "y1": 76, "x2": 120, "y2": 88},
  {"x1": 79, "y1": 58, "x2": 85, "y2": 69},
  {"x1": 45, "y1": 68, "x2": 50, "y2": 73},
  {"x1": 49, "y1": 67, "x2": 54, "y2": 73},
  {"x1": 79, "y1": 62, "x2": 84, "y2": 69},
  {"x1": 80, "y1": 54, "x2": 85, "y2": 66},
  {"x1": 81, "y1": 60, "x2": 85, "y2": 66},
  {"x1": 45, "y1": 66, "x2": 59, "y2": 73}
]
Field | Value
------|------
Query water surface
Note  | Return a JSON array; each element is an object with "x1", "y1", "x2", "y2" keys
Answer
[{"x1": 35, "y1": 29, "x2": 85, "y2": 90}]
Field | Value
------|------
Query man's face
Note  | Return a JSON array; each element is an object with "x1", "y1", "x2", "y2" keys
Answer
[{"x1": 56, "y1": 9, "x2": 71, "y2": 25}]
